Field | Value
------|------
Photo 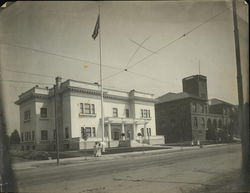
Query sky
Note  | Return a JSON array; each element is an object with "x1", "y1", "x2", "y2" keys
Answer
[{"x1": 0, "y1": 1, "x2": 248, "y2": 134}]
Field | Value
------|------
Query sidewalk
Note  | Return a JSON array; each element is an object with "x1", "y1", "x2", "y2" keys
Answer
[{"x1": 12, "y1": 143, "x2": 229, "y2": 171}]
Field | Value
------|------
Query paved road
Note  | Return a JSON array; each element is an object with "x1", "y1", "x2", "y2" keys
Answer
[{"x1": 14, "y1": 144, "x2": 241, "y2": 193}]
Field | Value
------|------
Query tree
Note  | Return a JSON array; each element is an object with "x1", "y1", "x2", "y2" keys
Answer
[{"x1": 9, "y1": 130, "x2": 20, "y2": 144}]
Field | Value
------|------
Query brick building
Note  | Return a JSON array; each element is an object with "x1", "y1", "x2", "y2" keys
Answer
[{"x1": 155, "y1": 75, "x2": 237, "y2": 143}]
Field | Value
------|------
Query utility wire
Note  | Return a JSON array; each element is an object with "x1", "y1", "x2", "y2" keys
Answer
[
  {"x1": 0, "y1": 79, "x2": 54, "y2": 85},
  {"x1": 102, "y1": 7, "x2": 230, "y2": 82},
  {"x1": 3, "y1": 68, "x2": 55, "y2": 79},
  {"x1": 124, "y1": 36, "x2": 151, "y2": 69},
  {"x1": 0, "y1": 42, "x2": 122, "y2": 71},
  {"x1": 102, "y1": 36, "x2": 153, "y2": 83},
  {"x1": 126, "y1": 7, "x2": 230, "y2": 70},
  {"x1": 129, "y1": 39, "x2": 156, "y2": 54}
]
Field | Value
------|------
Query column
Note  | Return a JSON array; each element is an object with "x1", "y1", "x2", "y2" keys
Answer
[
  {"x1": 144, "y1": 123, "x2": 147, "y2": 142},
  {"x1": 108, "y1": 123, "x2": 111, "y2": 142},
  {"x1": 133, "y1": 123, "x2": 137, "y2": 140},
  {"x1": 121, "y1": 123, "x2": 125, "y2": 140}
]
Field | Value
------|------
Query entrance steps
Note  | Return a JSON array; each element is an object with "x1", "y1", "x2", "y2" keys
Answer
[{"x1": 119, "y1": 140, "x2": 151, "y2": 147}]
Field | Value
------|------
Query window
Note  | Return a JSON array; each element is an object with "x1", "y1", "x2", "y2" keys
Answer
[
  {"x1": 81, "y1": 127, "x2": 92, "y2": 139},
  {"x1": 113, "y1": 108, "x2": 118, "y2": 117},
  {"x1": 24, "y1": 110, "x2": 30, "y2": 121},
  {"x1": 21, "y1": 133, "x2": 23, "y2": 142},
  {"x1": 28, "y1": 132, "x2": 31, "y2": 141},
  {"x1": 32, "y1": 131, "x2": 35, "y2": 141},
  {"x1": 25, "y1": 132, "x2": 28, "y2": 141},
  {"x1": 193, "y1": 117, "x2": 198, "y2": 128},
  {"x1": 141, "y1": 109, "x2": 151, "y2": 118},
  {"x1": 53, "y1": 129, "x2": 56, "y2": 139},
  {"x1": 201, "y1": 118, "x2": 205, "y2": 128},
  {"x1": 84, "y1": 104, "x2": 91, "y2": 114},
  {"x1": 92, "y1": 127, "x2": 96, "y2": 137},
  {"x1": 91, "y1": 104, "x2": 95, "y2": 114},
  {"x1": 65, "y1": 127, "x2": 69, "y2": 139},
  {"x1": 80, "y1": 103, "x2": 84, "y2": 114},
  {"x1": 40, "y1": 108, "x2": 48, "y2": 118},
  {"x1": 41, "y1": 130, "x2": 48, "y2": 140},
  {"x1": 125, "y1": 109, "x2": 129, "y2": 118},
  {"x1": 80, "y1": 103, "x2": 95, "y2": 114},
  {"x1": 171, "y1": 119, "x2": 176, "y2": 128},
  {"x1": 191, "y1": 103, "x2": 196, "y2": 112},
  {"x1": 201, "y1": 105, "x2": 204, "y2": 113}
]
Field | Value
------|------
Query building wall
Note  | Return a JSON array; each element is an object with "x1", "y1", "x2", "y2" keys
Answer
[
  {"x1": 134, "y1": 101, "x2": 156, "y2": 136},
  {"x1": 69, "y1": 93, "x2": 101, "y2": 140},
  {"x1": 155, "y1": 99, "x2": 192, "y2": 143},
  {"x1": 16, "y1": 81, "x2": 161, "y2": 150},
  {"x1": 182, "y1": 75, "x2": 208, "y2": 100},
  {"x1": 155, "y1": 98, "x2": 210, "y2": 143},
  {"x1": 68, "y1": 92, "x2": 156, "y2": 141},
  {"x1": 19, "y1": 100, "x2": 36, "y2": 150}
]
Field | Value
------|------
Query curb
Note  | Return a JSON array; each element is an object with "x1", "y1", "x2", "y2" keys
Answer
[{"x1": 12, "y1": 143, "x2": 235, "y2": 171}]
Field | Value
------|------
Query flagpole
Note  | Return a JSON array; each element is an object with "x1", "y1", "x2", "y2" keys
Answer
[{"x1": 98, "y1": 4, "x2": 105, "y2": 144}]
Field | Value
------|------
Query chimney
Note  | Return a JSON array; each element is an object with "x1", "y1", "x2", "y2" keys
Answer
[{"x1": 55, "y1": 76, "x2": 62, "y2": 89}]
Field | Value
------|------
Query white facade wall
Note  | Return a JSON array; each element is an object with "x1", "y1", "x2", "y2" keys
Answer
[
  {"x1": 134, "y1": 102, "x2": 156, "y2": 136},
  {"x1": 70, "y1": 94, "x2": 101, "y2": 139},
  {"x1": 19, "y1": 100, "x2": 36, "y2": 145},
  {"x1": 35, "y1": 99, "x2": 53, "y2": 141},
  {"x1": 17, "y1": 79, "x2": 164, "y2": 150}
]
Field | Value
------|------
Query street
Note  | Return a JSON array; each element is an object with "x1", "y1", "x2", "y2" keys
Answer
[{"x1": 14, "y1": 144, "x2": 242, "y2": 193}]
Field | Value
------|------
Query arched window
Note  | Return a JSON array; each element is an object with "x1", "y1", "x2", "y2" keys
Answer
[
  {"x1": 191, "y1": 103, "x2": 197, "y2": 112},
  {"x1": 193, "y1": 117, "x2": 198, "y2": 128},
  {"x1": 201, "y1": 105, "x2": 204, "y2": 113},
  {"x1": 201, "y1": 118, "x2": 205, "y2": 128},
  {"x1": 171, "y1": 119, "x2": 176, "y2": 128}
]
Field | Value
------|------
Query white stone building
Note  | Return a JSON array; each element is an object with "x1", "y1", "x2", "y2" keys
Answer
[{"x1": 15, "y1": 77, "x2": 164, "y2": 151}]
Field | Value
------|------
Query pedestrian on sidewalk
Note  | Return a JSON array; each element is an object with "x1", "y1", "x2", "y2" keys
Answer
[
  {"x1": 96, "y1": 142, "x2": 102, "y2": 157},
  {"x1": 93, "y1": 142, "x2": 98, "y2": 157}
]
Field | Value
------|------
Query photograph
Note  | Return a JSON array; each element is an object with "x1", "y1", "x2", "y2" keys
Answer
[{"x1": 0, "y1": 1, "x2": 249, "y2": 193}]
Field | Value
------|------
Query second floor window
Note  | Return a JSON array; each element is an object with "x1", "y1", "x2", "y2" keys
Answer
[
  {"x1": 125, "y1": 109, "x2": 129, "y2": 118},
  {"x1": 80, "y1": 103, "x2": 95, "y2": 114},
  {"x1": 113, "y1": 108, "x2": 118, "y2": 117},
  {"x1": 201, "y1": 118, "x2": 205, "y2": 128},
  {"x1": 193, "y1": 117, "x2": 198, "y2": 128},
  {"x1": 40, "y1": 108, "x2": 48, "y2": 118},
  {"x1": 141, "y1": 109, "x2": 150, "y2": 118},
  {"x1": 191, "y1": 103, "x2": 196, "y2": 112},
  {"x1": 24, "y1": 110, "x2": 30, "y2": 121},
  {"x1": 32, "y1": 131, "x2": 35, "y2": 141},
  {"x1": 41, "y1": 130, "x2": 48, "y2": 140}
]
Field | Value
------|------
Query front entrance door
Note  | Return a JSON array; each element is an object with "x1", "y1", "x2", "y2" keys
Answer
[{"x1": 112, "y1": 128, "x2": 120, "y2": 140}]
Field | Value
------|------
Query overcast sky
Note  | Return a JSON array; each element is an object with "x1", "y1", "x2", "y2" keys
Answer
[{"x1": 0, "y1": 1, "x2": 248, "y2": 134}]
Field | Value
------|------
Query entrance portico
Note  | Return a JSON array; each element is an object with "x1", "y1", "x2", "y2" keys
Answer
[{"x1": 104, "y1": 117, "x2": 149, "y2": 142}]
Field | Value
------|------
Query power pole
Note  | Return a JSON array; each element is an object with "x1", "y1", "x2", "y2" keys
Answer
[
  {"x1": 54, "y1": 85, "x2": 60, "y2": 165},
  {"x1": 232, "y1": 0, "x2": 248, "y2": 171}
]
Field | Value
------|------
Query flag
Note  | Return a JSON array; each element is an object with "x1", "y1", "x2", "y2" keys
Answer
[{"x1": 92, "y1": 15, "x2": 99, "y2": 40}]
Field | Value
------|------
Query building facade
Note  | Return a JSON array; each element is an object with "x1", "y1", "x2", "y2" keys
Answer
[
  {"x1": 15, "y1": 77, "x2": 164, "y2": 151},
  {"x1": 155, "y1": 75, "x2": 236, "y2": 144}
]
